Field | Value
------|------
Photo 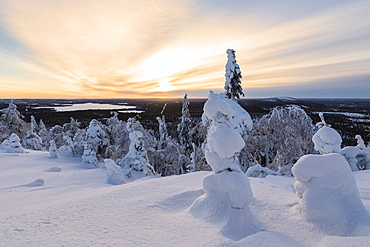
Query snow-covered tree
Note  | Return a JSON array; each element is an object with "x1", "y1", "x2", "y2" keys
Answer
[
  {"x1": 0, "y1": 100, "x2": 27, "y2": 142},
  {"x1": 247, "y1": 106, "x2": 314, "y2": 175},
  {"x1": 81, "y1": 143, "x2": 99, "y2": 168},
  {"x1": 177, "y1": 93, "x2": 192, "y2": 153},
  {"x1": 105, "y1": 112, "x2": 129, "y2": 159},
  {"x1": 224, "y1": 49, "x2": 244, "y2": 101},
  {"x1": 117, "y1": 130, "x2": 155, "y2": 177},
  {"x1": 190, "y1": 92, "x2": 261, "y2": 240},
  {"x1": 85, "y1": 119, "x2": 109, "y2": 155},
  {"x1": 47, "y1": 125, "x2": 65, "y2": 148},
  {"x1": 105, "y1": 159, "x2": 126, "y2": 185},
  {"x1": 156, "y1": 115, "x2": 168, "y2": 149},
  {"x1": 63, "y1": 117, "x2": 80, "y2": 137},
  {"x1": 30, "y1": 115, "x2": 38, "y2": 134},
  {"x1": 49, "y1": 140, "x2": 58, "y2": 158},
  {"x1": 22, "y1": 131, "x2": 43, "y2": 150}
]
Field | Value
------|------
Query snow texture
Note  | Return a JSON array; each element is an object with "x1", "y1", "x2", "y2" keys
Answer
[
  {"x1": 105, "y1": 159, "x2": 126, "y2": 185},
  {"x1": 246, "y1": 164, "x2": 281, "y2": 178},
  {"x1": 292, "y1": 153, "x2": 370, "y2": 236},
  {"x1": 1, "y1": 150, "x2": 370, "y2": 246}
]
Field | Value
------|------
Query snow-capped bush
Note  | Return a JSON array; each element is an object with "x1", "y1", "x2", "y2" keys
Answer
[
  {"x1": 246, "y1": 164, "x2": 280, "y2": 178},
  {"x1": 6, "y1": 133, "x2": 25, "y2": 153},
  {"x1": 292, "y1": 153, "x2": 370, "y2": 236},
  {"x1": 190, "y1": 91, "x2": 261, "y2": 240},
  {"x1": 105, "y1": 159, "x2": 126, "y2": 185}
]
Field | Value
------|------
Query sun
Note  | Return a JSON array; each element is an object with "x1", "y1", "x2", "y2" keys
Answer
[{"x1": 155, "y1": 79, "x2": 174, "y2": 92}]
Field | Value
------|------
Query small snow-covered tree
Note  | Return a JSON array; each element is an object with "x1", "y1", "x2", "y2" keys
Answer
[
  {"x1": 177, "y1": 93, "x2": 192, "y2": 153},
  {"x1": 224, "y1": 49, "x2": 244, "y2": 101},
  {"x1": 6, "y1": 133, "x2": 25, "y2": 153},
  {"x1": 63, "y1": 117, "x2": 80, "y2": 137},
  {"x1": 312, "y1": 112, "x2": 342, "y2": 154},
  {"x1": 118, "y1": 130, "x2": 155, "y2": 177},
  {"x1": 22, "y1": 131, "x2": 43, "y2": 150},
  {"x1": 105, "y1": 112, "x2": 129, "y2": 159},
  {"x1": 247, "y1": 106, "x2": 314, "y2": 175},
  {"x1": 81, "y1": 143, "x2": 99, "y2": 168},
  {"x1": 156, "y1": 115, "x2": 168, "y2": 149},
  {"x1": 190, "y1": 92, "x2": 261, "y2": 240},
  {"x1": 340, "y1": 134, "x2": 370, "y2": 171},
  {"x1": 85, "y1": 119, "x2": 109, "y2": 156},
  {"x1": 49, "y1": 140, "x2": 58, "y2": 158},
  {"x1": 30, "y1": 115, "x2": 38, "y2": 133}
]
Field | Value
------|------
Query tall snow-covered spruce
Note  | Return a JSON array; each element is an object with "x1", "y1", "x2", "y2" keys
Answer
[
  {"x1": 224, "y1": 49, "x2": 244, "y2": 101},
  {"x1": 190, "y1": 91, "x2": 261, "y2": 241}
]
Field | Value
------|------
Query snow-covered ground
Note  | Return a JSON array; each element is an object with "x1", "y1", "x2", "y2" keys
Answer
[{"x1": 1, "y1": 150, "x2": 370, "y2": 246}]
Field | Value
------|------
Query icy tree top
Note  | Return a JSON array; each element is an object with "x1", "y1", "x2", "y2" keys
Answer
[
  {"x1": 224, "y1": 49, "x2": 244, "y2": 101},
  {"x1": 355, "y1": 135, "x2": 366, "y2": 150}
]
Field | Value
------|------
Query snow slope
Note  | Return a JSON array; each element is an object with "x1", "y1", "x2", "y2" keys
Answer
[{"x1": 1, "y1": 150, "x2": 370, "y2": 246}]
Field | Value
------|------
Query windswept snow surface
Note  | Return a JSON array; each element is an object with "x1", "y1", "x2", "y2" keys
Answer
[{"x1": 1, "y1": 150, "x2": 370, "y2": 246}]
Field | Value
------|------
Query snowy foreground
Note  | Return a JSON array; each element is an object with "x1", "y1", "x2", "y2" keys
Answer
[{"x1": 1, "y1": 150, "x2": 370, "y2": 247}]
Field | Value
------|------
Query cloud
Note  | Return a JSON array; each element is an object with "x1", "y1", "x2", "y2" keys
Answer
[{"x1": 1, "y1": 0, "x2": 370, "y2": 98}]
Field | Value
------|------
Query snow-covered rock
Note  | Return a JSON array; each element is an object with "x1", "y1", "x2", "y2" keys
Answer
[
  {"x1": 292, "y1": 153, "x2": 370, "y2": 236},
  {"x1": 25, "y1": 179, "x2": 45, "y2": 186},
  {"x1": 105, "y1": 159, "x2": 126, "y2": 185}
]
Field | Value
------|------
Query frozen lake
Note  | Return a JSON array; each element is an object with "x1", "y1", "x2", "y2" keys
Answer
[{"x1": 32, "y1": 102, "x2": 143, "y2": 113}]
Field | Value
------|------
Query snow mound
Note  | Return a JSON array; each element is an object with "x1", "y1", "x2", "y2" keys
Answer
[
  {"x1": 292, "y1": 153, "x2": 370, "y2": 236},
  {"x1": 44, "y1": 167, "x2": 62, "y2": 172},
  {"x1": 246, "y1": 164, "x2": 281, "y2": 178},
  {"x1": 25, "y1": 179, "x2": 45, "y2": 187},
  {"x1": 105, "y1": 159, "x2": 126, "y2": 185}
]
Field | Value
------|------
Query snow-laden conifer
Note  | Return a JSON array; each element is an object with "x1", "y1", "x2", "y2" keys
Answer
[
  {"x1": 0, "y1": 100, "x2": 27, "y2": 142},
  {"x1": 190, "y1": 91, "x2": 261, "y2": 240},
  {"x1": 224, "y1": 49, "x2": 244, "y2": 101}
]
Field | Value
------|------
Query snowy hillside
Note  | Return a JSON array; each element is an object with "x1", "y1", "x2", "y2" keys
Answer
[{"x1": 1, "y1": 150, "x2": 370, "y2": 246}]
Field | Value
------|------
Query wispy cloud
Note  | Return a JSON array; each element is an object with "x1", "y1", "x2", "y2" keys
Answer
[{"x1": 0, "y1": 0, "x2": 370, "y2": 98}]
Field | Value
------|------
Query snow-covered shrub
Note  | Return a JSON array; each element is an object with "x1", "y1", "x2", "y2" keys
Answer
[
  {"x1": 47, "y1": 125, "x2": 65, "y2": 148},
  {"x1": 6, "y1": 133, "x2": 25, "y2": 153},
  {"x1": 190, "y1": 91, "x2": 261, "y2": 241},
  {"x1": 49, "y1": 140, "x2": 58, "y2": 158},
  {"x1": 105, "y1": 159, "x2": 126, "y2": 185},
  {"x1": 246, "y1": 164, "x2": 280, "y2": 178},
  {"x1": 292, "y1": 153, "x2": 370, "y2": 236},
  {"x1": 312, "y1": 113, "x2": 342, "y2": 154},
  {"x1": 224, "y1": 49, "x2": 244, "y2": 101},
  {"x1": 247, "y1": 105, "x2": 314, "y2": 175}
]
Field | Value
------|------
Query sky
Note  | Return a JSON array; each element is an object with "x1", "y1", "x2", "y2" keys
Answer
[{"x1": 0, "y1": 0, "x2": 370, "y2": 99}]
